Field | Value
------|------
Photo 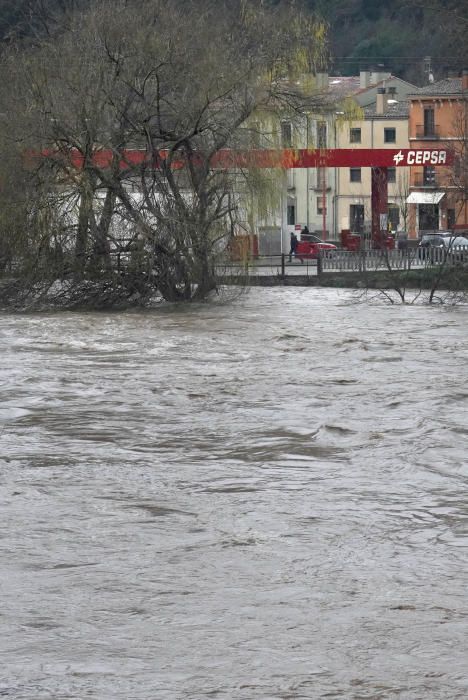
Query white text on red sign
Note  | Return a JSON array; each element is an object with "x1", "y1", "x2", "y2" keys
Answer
[{"x1": 393, "y1": 150, "x2": 447, "y2": 166}]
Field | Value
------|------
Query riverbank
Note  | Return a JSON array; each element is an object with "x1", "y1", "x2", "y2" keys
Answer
[
  {"x1": 2, "y1": 265, "x2": 468, "y2": 312},
  {"x1": 224, "y1": 267, "x2": 468, "y2": 291}
]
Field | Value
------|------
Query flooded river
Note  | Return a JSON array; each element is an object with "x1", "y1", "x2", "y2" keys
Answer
[{"x1": 1, "y1": 288, "x2": 468, "y2": 699}]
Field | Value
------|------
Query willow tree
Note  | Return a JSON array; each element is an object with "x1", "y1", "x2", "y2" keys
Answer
[{"x1": 1, "y1": 0, "x2": 329, "y2": 305}]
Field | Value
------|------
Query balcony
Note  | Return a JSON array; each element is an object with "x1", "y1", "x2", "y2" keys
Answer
[
  {"x1": 415, "y1": 124, "x2": 440, "y2": 139},
  {"x1": 413, "y1": 173, "x2": 441, "y2": 187}
]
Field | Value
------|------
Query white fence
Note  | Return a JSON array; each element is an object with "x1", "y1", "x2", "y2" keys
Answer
[{"x1": 320, "y1": 247, "x2": 468, "y2": 272}]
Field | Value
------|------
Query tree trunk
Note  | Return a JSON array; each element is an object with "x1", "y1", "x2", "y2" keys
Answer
[
  {"x1": 90, "y1": 188, "x2": 115, "y2": 273},
  {"x1": 74, "y1": 184, "x2": 93, "y2": 276}
]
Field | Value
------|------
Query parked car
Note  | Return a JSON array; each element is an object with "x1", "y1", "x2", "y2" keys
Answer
[
  {"x1": 418, "y1": 232, "x2": 468, "y2": 261},
  {"x1": 296, "y1": 235, "x2": 337, "y2": 260}
]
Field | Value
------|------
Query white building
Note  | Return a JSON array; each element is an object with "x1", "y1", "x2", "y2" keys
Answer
[{"x1": 254, "y1": 71, "x2": 416, "y2": 255}]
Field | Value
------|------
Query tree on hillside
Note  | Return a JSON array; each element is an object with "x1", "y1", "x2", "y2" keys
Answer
[
  {"x1": 304, "y1": 0, "x2": 466, "y2": 82},
  {"x1": 0, "y1": 0, "x2": 329, "y2": 306},
  {"x1": 408, "y1": 0, "x2": 468, "y2": 74}
]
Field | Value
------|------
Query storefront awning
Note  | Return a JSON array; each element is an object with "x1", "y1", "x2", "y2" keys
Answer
[{"x1": 406, "y1": 191, "x2": 445, "y2": 204}]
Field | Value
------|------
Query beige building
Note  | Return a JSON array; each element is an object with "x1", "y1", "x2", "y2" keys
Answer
[
  {"x1": 253, "y1": 73, "x2": 416, "y2": 254},
  {"x1": 335, "y1": 88, "x2": 411, "y2": 238},
  {"x1": 257, "y1": 75, "x2": 363, "y2": 252}
]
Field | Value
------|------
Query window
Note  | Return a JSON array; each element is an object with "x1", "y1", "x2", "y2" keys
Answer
[
  {"x1": 447, "y1": 208, "x2": 456, "y2": 229},
  {"x1": 350, "y1": 205, "x2": 364, "y2": 233},
  {"x1": 384, "y1": 128, "x2": 396, "y2": 143},
  {"x1": 281, "y1": 121, "x2": 292, "y2": 148},
  {"x1": 423, "y1": 107, "x2": 435, "y2": 137},
  {"x1": 387, "y1": 167, "x2": 396, "y2": 183},
  {"x1": 287, "y1": 203, "x2": 296, "y2": 225},
  {"x1": 350, "y1": 128, "x2": 361, "y2": 143},
  {"x1": 317, "y1": 196, "x2": 327, "y2": 215},
  {"x1": 317, "y1": 121, "x2": 327, "y2": 148},
  {"x1": 388, "y1": 206, "x2": 400, "y2": 230},
  {"x1": 423, "y1": 166, "x2": 436, "y2": 185},
  {"x1": 350, "y1": 168, "x2": 361, "y2": 183}
]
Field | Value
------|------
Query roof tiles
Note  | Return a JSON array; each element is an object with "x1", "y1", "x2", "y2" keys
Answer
[{"x1": 408, "y1": 78, "x2": 464, "y2": 96}]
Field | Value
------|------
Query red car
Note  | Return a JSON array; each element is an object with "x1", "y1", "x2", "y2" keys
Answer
[{"x1": 295, "y1": 235, "x2": 337, "y2": 260}]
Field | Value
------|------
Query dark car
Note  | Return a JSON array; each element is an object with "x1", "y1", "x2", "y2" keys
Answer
[{"x1": 418, "y1": 234, "x2": 444, "y2": 258}]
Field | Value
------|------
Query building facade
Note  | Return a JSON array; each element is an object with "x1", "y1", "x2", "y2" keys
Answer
[
  {"x1": 335, "y1": 88, "x2": 410, "y2": 239},
  {"x1": 407, "y1": 73, "x2": 468, "y2": 237},
  {"x1": 254, "y1": 72, "x2": 417, "y2": 254},
  {"x1": 274, "y1": 71, "x2": 416, "y2": 249}
]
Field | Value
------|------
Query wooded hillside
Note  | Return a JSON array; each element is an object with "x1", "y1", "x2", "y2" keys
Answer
[
  {"x1": 308, "y1": 0, "x2": 467, "y2": 82},
  {"x1": 0, "y1": 0, "x2": 466, "y2": 83}
]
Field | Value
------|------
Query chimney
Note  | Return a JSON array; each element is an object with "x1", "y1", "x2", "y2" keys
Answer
[
  {"x1": 360, "y1": 70, "x2": 371, "y2": 89},
  {"x1": 370, "y1": 66, "x2": 391, "y2": 85},
  {"x1": 376, "y1": 87, "x2": 388, "y2": 115},
  {"x1": 463, "y1": 70, "x2": 468, "y2": 91}
]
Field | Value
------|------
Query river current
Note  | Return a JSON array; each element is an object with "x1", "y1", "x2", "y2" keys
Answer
[{"x1": 1, "y1": 287, "x2": 467, "y2": 699}]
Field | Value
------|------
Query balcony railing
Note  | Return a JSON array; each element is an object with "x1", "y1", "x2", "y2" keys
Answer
[
  {"x1": 413, "y1": 173, "x2": 440, "y2": 187},
  {"x1": 415, "y1": 124, "x2": 440, "y2": 139}
]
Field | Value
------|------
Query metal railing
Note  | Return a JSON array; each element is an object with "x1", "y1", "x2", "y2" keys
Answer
[
  {"x1": 412, "y1": 173, "x2": 440, "y2": 187},
  {"x1": 222, "y1": 254, "x2": 318, "y2": 277},
  {"x1": 320, "y1": 249, "x2": 411, "y2": 272},
  {"x1": 415, "y1": 125, "x2": 440, "y2": 139},
  {"x1": 320, "y1": 247, "x2": 468, "y2": 272},
  {"x1": 216, "y1": 245, "x2": 468, "y2": 282},
  {"x1": 415, "y1": 245, "x2": 468, "y2": 265}
]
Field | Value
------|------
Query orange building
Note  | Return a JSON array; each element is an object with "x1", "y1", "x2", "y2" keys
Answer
[{"x1": 407, "y1": 72, "x2": 468, "y2": 237}]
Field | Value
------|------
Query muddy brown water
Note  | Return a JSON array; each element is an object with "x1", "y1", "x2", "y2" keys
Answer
[{"x1": 1, "y1": 288, "x2": 468, "y2": 699}]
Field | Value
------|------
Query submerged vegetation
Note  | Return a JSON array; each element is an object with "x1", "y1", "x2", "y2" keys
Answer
[{"x1": 0, "y1": 0, "x2": 330, "y2": 309}]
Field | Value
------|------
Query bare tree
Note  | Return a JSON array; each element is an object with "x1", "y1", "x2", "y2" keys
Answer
[
  {"x1": 393, "y1": 169, "x2": 411, "y2": 235},
  {"x1": 446, "y1": 101, "x2": 468, "y2": 229},
  {"x1": 0, "y1": 0, "x2": 329, "y2": 307}
]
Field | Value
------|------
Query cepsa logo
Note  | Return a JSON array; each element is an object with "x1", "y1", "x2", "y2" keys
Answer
[{"x1": 393, "y1": 150, "x2": 447, "y2": 166}]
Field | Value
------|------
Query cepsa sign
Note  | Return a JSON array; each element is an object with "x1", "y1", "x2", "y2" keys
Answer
[
  {"x1": 258, "y1": 148, "x2": 456, "y2": 169},
  {"x1": 393, "y1": 149, "x2": 448, "y2": 166},
  {"x1": 34, "y1": 147, "x2": 454, "y2": 171}
]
